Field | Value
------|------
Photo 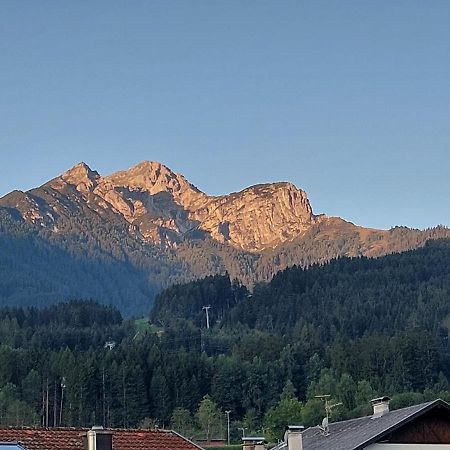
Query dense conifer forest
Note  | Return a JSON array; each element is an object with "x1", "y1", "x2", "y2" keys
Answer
[{"x1": 2, "y1": 240, "x2": 450, "y2": 443}]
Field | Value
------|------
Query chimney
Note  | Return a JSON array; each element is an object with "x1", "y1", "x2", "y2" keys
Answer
[
  {"x1": 242, "y1": 437, "x2": 265, "y2": 450},
  {"x1": 84, "y1": 426, "x2": 113, "y2": 450},
  {"x1": 285, "y1": 425, "x2": 304, "y2": 450},
  {"x1": 371, "y1": 396, "x2": 391, "y2": 418}
]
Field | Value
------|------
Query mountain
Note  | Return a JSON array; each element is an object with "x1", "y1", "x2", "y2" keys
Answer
[
  {"x1": 1, "y1": 161, "x2": 449, "y2": 315},
  {"x1": 2, "y1": 161, "x2": 319, "y2": 252}
]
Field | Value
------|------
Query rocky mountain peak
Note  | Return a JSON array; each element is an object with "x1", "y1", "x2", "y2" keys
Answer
[
  {"x1": 103, "y1": 161, "x2": 202, "y2": 199},
  {"x1": 60, "y1": 162, "x2": 99, "y2": 192},
  {"x1": 191, "y1": 180, "x2": 318, "y2": 251},
  {"x1": 242, "y1": 181, "x2": 310, "y2": 201}
]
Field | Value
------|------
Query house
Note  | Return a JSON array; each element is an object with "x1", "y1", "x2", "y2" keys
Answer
[
  {"x1": 0, "y1": 425, "x2": 203, "y2": 450},
  {"x1": 272, "y1": 397, "x2": 450, "y2": 450}
]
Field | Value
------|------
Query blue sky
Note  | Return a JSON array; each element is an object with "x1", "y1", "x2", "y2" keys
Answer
[{"x1": 1, "y1": 1, "x2": 449, "y2": 230}]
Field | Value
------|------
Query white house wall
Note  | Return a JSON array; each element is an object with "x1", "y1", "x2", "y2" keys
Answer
[{"x1": 366, "y1": 444, "x2": 450, "y2": 449}]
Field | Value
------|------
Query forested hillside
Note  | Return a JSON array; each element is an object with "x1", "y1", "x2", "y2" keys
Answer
[
  {"x1": 0, "y1": 209, "x2": 169, "y2": 316},
  {"x1": 0, "y1": 241, "x2": 450, "y2": 439},
  {"x1": 3, "y1": 241, "x2": 450, "y2": 443},
  {"x1": 154, "y1": 239, "x2": 450, "y2": 342},
  {"x1": 150, "y1": 239, "x2": 450, "y2": 439}
]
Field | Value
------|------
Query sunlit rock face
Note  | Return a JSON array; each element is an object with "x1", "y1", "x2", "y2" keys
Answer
[
  {"x1": 188, "y1": 182, "x2": 320, "y2": 251},
  {"x1": 11, "y1": 161, "x2": 321, "y2": 251},
  {"x1": 60, "y1": 162, "x2": 100, "y2": 193}
]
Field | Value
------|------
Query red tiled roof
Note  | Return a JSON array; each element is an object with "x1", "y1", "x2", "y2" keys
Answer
[{"x1": 0, "y1": 427, "x2": 202, "y2": 450}]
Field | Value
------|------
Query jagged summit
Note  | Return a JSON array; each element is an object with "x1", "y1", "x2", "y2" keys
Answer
[
  {"x1": 60, "y1": 162, "x2": 99, "y2": 193},
  {"x1": 103, "y1": 161, "x2": 203, "y2": 198},
  {"x1": 127, "y1": 160, "x2": 176, "y2": 174},
  {"x1": 62, "y1": 161, "x2": 97, "y2": 177},
  {"x1": 109, "y1": 160, "x2": 177, "y2": 181}
]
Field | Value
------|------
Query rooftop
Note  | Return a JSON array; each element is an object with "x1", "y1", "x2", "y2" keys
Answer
[
  {"x1": 302, "y1": 399, "x2": 450, "y2": 450},
  {"x1": 0, "y1": 427, "x2": 201, "y2": 450}
]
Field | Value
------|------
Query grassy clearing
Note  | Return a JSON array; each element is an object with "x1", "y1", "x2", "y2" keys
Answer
[{"x1": 134, "y1": 318, "x2": 164, "y2": 334}]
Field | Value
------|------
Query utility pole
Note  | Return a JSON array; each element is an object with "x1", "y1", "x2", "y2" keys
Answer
[
  {"x1": 53, "y1": 382, "x2": 57, "y2": 427},
  {"x1": 41, "y1": 386, "x2": 45, "y2": 427},
  {"x1": 45, "y1": 378, "x2": 49, "y2": 427},
  {"x1": 59, "y1": 377, "x2": 66, "y2": 426},
  {"x1": 202, "y1": 305, "x2": 211, "y2": 329},
  {"x1": 102, "y1": 368, "x2": 106, "y2": 427},
  {"x1": 122, "y1": 367, "x2": 127, "y2": 428},
  {"x1": 225, "y1": 410, "x2": 231, "y2": 445}
]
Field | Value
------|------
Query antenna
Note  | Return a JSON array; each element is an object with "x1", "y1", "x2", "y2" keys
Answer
[
  {"x1": 321, "y1": 416, "x2": 329, "y2": 435},
  {"x1": 315, "y1": 394, "x2": 342, "y2": 436},
  {"x1": 202, "y1": 305, "x2": 211, "y2": 329}
]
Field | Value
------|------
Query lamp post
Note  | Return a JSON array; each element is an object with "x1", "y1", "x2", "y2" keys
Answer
[{"x1": 225, "y1": 410, "x2": 231, "y2": 445}]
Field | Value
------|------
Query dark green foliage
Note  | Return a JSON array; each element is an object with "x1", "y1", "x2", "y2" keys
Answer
[
  {"x1": 148, "y1": 239, "x2": 450, "y2": 438},
  {"x1": 151, "y1": 274, "x2": 248, "y2": 328},
  {"x1": 229, "y1": 239, "x2": 450, "y2": 341},
  {"x1": 3, "y1": 241, "x2": 450, "y2": 442}
]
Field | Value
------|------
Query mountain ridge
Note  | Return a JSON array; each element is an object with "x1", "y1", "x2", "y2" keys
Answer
[
  {"x1": 2, "y1": 161, "x2": 322, "y2": 252},
  {"x1": 1, "y1": 160, "x2": 449, "y2": 315}
]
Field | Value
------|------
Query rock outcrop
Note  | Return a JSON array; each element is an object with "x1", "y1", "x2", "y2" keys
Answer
[
  {"x1": 60, "y1": 162, "x2": 100, "y2": 193},
  {"x1": 189, "y1": 182, "x2": 320, "y2": 251}
]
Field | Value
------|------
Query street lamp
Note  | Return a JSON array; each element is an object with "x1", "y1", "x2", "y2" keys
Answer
[{"x1": 225, "y1": 410, "x2": 231, "y2": 445}]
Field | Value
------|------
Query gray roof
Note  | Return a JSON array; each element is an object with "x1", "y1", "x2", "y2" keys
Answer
[
  {"x1": 302, "y1": 399, "x2": 450, "y2": 450},
  {"x1": 275, "y1": 399, "x2": 450, "y2": 450}
]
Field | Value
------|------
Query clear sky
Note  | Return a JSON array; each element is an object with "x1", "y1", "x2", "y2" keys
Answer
[{"x1": 1, "y1": 1, "x2": 449, "y2": 230}]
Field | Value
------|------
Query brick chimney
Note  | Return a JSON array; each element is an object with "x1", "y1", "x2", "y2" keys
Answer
[{"x1": 84, "y1": 426, "x2": 113, "y2": 450}]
